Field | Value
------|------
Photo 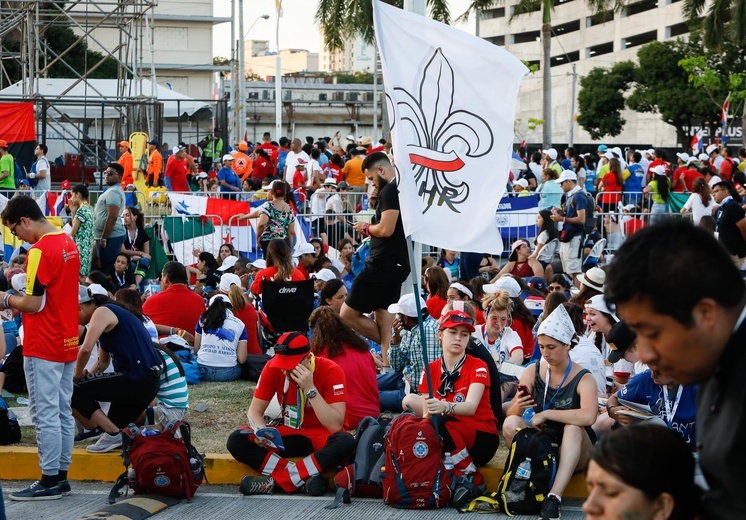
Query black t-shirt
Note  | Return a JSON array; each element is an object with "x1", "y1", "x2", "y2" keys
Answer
[
  {"x1": 201, "y1": 268, "x2": 222, "y2": 290},
  {"x1": 519, "y1": 170, "x2": 537, "y2": 187},
  {"x1": 123, "y1": 227, "x2": 149, "y2": 253},
  {"x1": 112, "y1": 268, "x2": 136, "y2": 293},
  {"x1": 717, "y1": 200, "x2": 746, "y2": 257},
  {"x1": 368, "y1": 180, "x2": 408, "y2": 267}
]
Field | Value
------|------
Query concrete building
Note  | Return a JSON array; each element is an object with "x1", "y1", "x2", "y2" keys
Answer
[
  {"x1": 68, "y1": 0, "x2": 228, "y2": 99},
  {"x1": 478, "y1": 0, "x2": 692, "y2": 147},
  {"x1": 245, "y1": 46, "x2": 320, "y2": 80},
  {"x1": 320, "y1": 34, "x2": 377, "y2": 73}
]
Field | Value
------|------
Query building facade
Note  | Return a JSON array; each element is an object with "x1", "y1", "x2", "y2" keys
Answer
[{"x1": 320, "y1": 34, "x2": 377, "y2": 73}]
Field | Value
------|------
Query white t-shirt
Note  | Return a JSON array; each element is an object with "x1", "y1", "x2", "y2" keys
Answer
[
  {"x1": 34, "y1": 156, "x2": 51, "y2": 192},
  {"x1": 472, "y1": 324, "x2": 523, "y2": 368},
  {"x1": 569, "y1": 335, "x2": 606, "y2": 396},
  {"x1": 195, "y1": 309, "x2": 248, "y2": 368},
  {"x1": 283, "y1": 150, "x2": 310, "y2": 184},
  {"x1": 306, "y1": 159, "x2": 322, "y2": 185},
  {"x1": 683, "y1": 193, "x2": 716, "y2": 225},
  {"x1": 310, "y1": 187, "x2": 332, "y2": 217}
]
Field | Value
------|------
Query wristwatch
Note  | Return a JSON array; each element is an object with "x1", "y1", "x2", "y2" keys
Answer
[{"x1": 306, "y1": 387, "x2": 318, "y2": 399}]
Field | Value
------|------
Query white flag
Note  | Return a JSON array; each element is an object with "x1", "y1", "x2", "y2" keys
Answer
[{"x1": 373, "y1": 1, "x2": 528, "y2": 254}]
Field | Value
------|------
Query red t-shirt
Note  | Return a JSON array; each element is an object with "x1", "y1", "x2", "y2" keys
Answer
[
  {"x1": 142, "y1": 284, "x2": 206, "y2": 335},
  {"x1": 680, "y1": 169, "x2": 705, "y2": 192},
  {"x1": 474, "y1": 308, "x2": 486, "y2": 326},
  {"x1": 233, "y1": 304, "x2": 261, "y2": 355},
  {"x1": 512, "y1": 317, "x2": 535, "y2": 359},
  {"x1": 600, "y1": 174, "x2": 623, "y2": 204},
  {"x1": 426, "y1": 296, "x2": 447, "y2": 320},
  {"x1": 166, "y1": 158, "x2": 189, "y2": 191},
  {"x1": 24, "y1": 232, "x2": 80, "y2": 362},
  {"x1": 720, "y1": 158, "x2": 735, "y2": 181},
  {"x1": 254, "y1": 355, "x2": 347, "y2": 431},
  {"x1": 292, "y1": 169, "x2": 305, "y2": 189},
  {"x1": 318, "y1": 346, "x2": 379, "y2": 429},
  {"x1": 327, "y1": 163, "x2": 343, "y2": 184},
  {"x1": 624, "y1": 217, "x2": 645, "y2": 236},
  {"x1": 250, "y1": 266, "x2": 306, "y2": 295},
  {"x1": 251, "y1": 158, "x2": 274, "y2": 180},
  {"x1": 419, "y1": 355, "x2": 497, "y2": 435},
  {"x1": 672, "y1": 166, "x2": 688, "y2": 193},
  {"x1": 296, "y1": 263, "x2": 311, "y2": 281}
]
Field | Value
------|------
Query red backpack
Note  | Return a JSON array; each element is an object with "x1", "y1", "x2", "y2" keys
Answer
[
  {"x1": 381, "y1": 414, "x2": 454, "y2": 509},
  {"x1": 108, "y1": 421, "x2": 205, "y2": 504}
]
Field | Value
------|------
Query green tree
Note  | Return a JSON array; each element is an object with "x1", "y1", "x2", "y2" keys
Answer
[
  {"x1": 577, "y1": 61, "x2": 634, "y2": 140},
  {"x1": 333, "y1": 71, "x2": 375, "y2": 84},
  {"x1": 213, "y1": 56, "x2": 230, "y2": 66},
  {"x1": 627, "y1": 39, "x2": 720, "y2": 146}
]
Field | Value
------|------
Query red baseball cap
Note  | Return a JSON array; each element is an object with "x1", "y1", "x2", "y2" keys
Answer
[
  {"x1": 438, "y1": 310, "x2": 475, "y2": 333},
  {"x1": 0, "y1": 140, "x2": 8, "y2": 148},
  {"x1": 268, "y1": 332, "x2": 311, "y2": 370}
]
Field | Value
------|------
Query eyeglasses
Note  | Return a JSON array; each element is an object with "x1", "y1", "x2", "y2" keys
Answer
[
  {"x1": 548, "y1": 285, "x2": 564, "y2": 292},
  {"x1": 8, "y1": 221, "x2": 19, "y2": 236}
]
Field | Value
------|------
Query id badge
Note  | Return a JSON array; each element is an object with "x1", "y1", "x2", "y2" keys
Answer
[
  {"x1": 522, "y1": 407, "x2": 535, "y2": 425},
  {"x1": 714, "y1": 231, "x2": 719, "y2": 240},
  {"x1": 283, "y1": 405, "x2": 300, "y2": 429}
]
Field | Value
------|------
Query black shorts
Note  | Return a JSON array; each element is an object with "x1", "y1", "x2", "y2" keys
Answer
[{"x1": 345, "y1": 262, "x2": 410, "y2": 314}]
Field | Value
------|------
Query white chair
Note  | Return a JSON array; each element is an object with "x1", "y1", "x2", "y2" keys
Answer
[
  {"x1": 537, "y1": 238, "x2": 559, "y2": 264},
  {"x1": 583, "y1": 238, "x2": 606, "y2": 269}
]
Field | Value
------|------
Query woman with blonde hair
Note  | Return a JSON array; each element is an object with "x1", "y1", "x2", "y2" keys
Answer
[{"x1": 475, "y1": 291, "x2": 524, "y2": 366}]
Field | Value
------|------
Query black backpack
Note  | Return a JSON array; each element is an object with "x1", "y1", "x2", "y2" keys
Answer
[
  {"x1": 562, "y1": 191, "x2": 596, "y2": 235},
  {"x1": 0, "y1": 398, "x2": 21, "y2": 445},
  {"x1": 327, "y1": 413, "x2": 394, "y2": 509},
  {"x1": 495, "y1": 428, "x2": 559, "y2": 515},
  {"x1": 2, "y1": 345, "x2": 26, "y2": 394}
]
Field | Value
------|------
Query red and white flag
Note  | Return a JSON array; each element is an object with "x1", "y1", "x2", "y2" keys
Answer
[{"x1": 373, "y1": 1, "x2": 528, "y2": 254}]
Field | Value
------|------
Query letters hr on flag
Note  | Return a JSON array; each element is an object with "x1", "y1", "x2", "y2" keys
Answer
[{"x1": 373, "y1": 1, "x2": 528, "y2": 255}]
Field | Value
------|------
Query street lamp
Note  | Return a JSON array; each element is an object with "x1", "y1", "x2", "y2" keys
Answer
[{"x1": 238, "y1": 11, "x2": 270, "y2": 144}]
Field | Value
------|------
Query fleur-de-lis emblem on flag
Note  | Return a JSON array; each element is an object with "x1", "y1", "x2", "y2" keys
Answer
[{"x1": 390, "y1": 48, "x2": 494, "y2": 213}]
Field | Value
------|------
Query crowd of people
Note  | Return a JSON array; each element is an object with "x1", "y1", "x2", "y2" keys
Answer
[{"x1": 0, "y1": 129, "x2": 745, "y2": 520}]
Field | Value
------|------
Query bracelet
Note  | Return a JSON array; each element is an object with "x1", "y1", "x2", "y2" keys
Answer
[
  {"x1": 178, "y1": 329, "x2": 186, "y2": 338},
  {"x1": 362, "y1": 222, "x2": 371, "y2": 237},
  {"x1": 3, "y1": 293, "x2": 11, "y2": 310},
  {"x1": 170, "y1": 327, "x2": 175, "y2": 335}
]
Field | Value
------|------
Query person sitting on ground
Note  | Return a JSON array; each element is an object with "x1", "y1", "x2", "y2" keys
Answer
[
  {"x1": 474, "y1": 290, "x2": 524, "y2": 367},
  {"x1": 194, "y1": 294, "x2": 248, "y2": 382},
  {"x1": 495, "y1": 239, "x2": 544, "y2": 280},
  {"x1": 309, "y1": 306, "x2": 379, "y2": 428},
  {"x1": 383, "y1": 293, "x2": 440, "y2": 413},
  {"x1": 548, "y1": 274, "x2": 572, "y2": 299},
  {"x1": 142, "y1": 261, "x2": 206, "y2": 336},
  {"x1": 120, "y1": 206, "x2": 150, "y2": 287},
  {"x1": 530, "y1": 209, "x2": 559, "y2": 280},
  {"x1": 504, "y1": 304, "x2": 598, "y2": 520},
  {"x1": 564, "y1": 302, "x2": 607, "y2": 398},
  {"x1": 226, "y1": 332, "x2": 356, "y2": 496},
  {"x1": 484, "y1": 276, "x2": 537, "y2": 361},
  {"x1": 189, "y1": 253, "x2": 220, "y2": 294},
  {"x1": 219, "y1": 273, "x2": 261, "y2": 355},
  {"x1": 570, "y1": 266, "x2": 604, "y2": 308},
  {"x1": 72, "y1": 285, "x2": 163, "y2": 454},
  {"x1": 250, "y1": 239, "x2": 305, "y2": 296},
  {"x1": 85, "y1": 270, "x2": 115, "y2": 297},
  {"x1": 402, "y1": 310, "x2": 499, "y2": 503},
  {"x1": 111, "y1": 253, "x2": 136, "y2": 294},
  {"x1": 313, "y1": 277, "x2": 346, "y2": 313},
  {"x1": 583, "y1": 424, "x2": 701, "y2": 520},
  {"x1": 293, "y1": 242, "x2": 316, "y2": 280},
  {"x1": 585, "y1": 295, "x2": 635, "y2": 389},
  {"x1": 311, "y1": 268, "x2": 337, "y2": 294}
]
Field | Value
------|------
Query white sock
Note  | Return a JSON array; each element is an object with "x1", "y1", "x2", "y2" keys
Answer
[{"x1": 548, "y1": 493, "x2": 562, "y2": 502}]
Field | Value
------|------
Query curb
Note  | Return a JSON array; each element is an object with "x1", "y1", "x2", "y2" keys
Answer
[{"x1": 0, "y1": 447, "x2": 587, "y2": 497}]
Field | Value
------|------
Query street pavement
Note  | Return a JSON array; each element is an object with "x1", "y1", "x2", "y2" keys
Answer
[{"x1": 2, "y1": 481, "x2": 587, "y2": 519}]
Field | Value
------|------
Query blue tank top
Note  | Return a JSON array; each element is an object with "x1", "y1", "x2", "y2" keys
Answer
[{"x1": 99, "y1": 303, "x2": 162, "y2": 380}]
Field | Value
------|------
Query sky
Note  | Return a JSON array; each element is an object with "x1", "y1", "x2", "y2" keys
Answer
[{"x1": 212, "y1": 0, "x2": 474, "y2": 58}]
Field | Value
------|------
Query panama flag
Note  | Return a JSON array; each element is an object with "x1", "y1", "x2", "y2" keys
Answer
[
  {"x1": 373, "y1": 1, "x2": 528, "y2": 254},
  {"x1": 37, "y1": 190, "x2": 68, "y2": 216},
  {"x1": 722, "y1": 92, "x2": 731, "y2": 125},
  {"x1": 690, "y1": 128, "x2": 703, "y2": 153}
]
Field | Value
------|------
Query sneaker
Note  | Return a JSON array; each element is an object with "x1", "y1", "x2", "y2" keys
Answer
[
  {"x1": 540, "y1": 495, "x2": 561, "y2": 520},
  {"x1": 9, "y1": 481, "x2": 62, "y2": 501},
  {"x1": 86, "y1": 432, "x2": 123, "y2": 453},
  {"x1": 74, "y1": 427, "x2": 103, "y2": 442},
  {"x1": 302, "y1": 475, "x2": 328, "y2": 496},
  {"x1": 239, "y1": 475, "x2": 275, "y2": 495},
  {"x1": 57, "y1": 480, "x2": 71, "y2": 496}
]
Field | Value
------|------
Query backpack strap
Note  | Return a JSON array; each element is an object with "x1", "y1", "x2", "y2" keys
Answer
[
  {"x1": 325, "y1": 481, "x2": 351, "y2": 509},
  {"x1": 107, "y1": 472, "x2": 130, "y2": 504},
  {"x1": 461, "y1": 493, "x2": 502, "y2": 513}
]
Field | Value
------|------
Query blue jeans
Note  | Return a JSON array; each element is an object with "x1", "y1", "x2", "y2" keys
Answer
[
  {"x1": 0, "y1": 480, "x2": 5, "y2": 520},
  {"x1": 98, "y1": 234, "x2": 126, "y2": 274},
  {"x1": 25, "y1": 357, "x2": 75, "y2": 477},
  {"x1": 3, "y1": 334, "x2": 17, "y2": 357},
  {"x1": 650, "y1": 202, "x2": 669, "y2": 225},
  {"x1": 377, "y1": 370, "x2": 406, "y2": 412},
  {"x1": 198, "y1": 363, "x2": 242, "y2": 382}
]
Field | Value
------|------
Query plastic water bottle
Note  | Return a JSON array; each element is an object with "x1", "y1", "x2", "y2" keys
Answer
[
  {"x1": 189, "y1": 458, "x2": 201, "y2": 479},
  {"x1": 515, "y1": 458, "x2": 532, "y2": 480},
  {"x1": 444, "y1": 452, "x2": 454, "y2": 472},
  {"x1": 127, "y1": 468, "x2": 136, "y2": 483}
]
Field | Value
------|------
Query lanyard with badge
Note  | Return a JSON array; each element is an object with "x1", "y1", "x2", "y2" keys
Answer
[
  {"x1": 661, "y1": 384, "x2": 683, "y2": 428},
  {"x1": 280, "y1": 354, "x2": 316, "y2": 429},
  {"x1": 523, "y1": 360, "x2": 573, "y2": 424}
]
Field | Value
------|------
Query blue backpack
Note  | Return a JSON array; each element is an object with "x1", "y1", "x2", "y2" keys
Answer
[{"x1": 352, "y1": 240, "x2": 371, "y2": 277}]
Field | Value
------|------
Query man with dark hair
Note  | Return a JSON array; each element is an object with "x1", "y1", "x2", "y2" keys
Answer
[
  {"x1": 142, "y1": 261, "x2": 205, "y2": 335},
  {"x1": 283, "y1": 138, "x2": 309, "y2": 185},
  {"x1": 29, "y1": 143, "x2": 50, "y2": 192},
  {"x1": 605, "y1": 221, "x2": 746, "y2": 519},
  {"x1": 0, "y1": 196, "x2": 80, "y2": 500},
  {"x1": 94, "y1": 163, "x2": 127, "y2": 274},
  {"x1": 720, "y1": 145, "x2": 735, "y2": 182},
  {"x1": 341, "y1": 152, "x2": 409, "y2": 369},
  {"x1": 712, "y1": 180, "x2": 746, "y2": 264}
]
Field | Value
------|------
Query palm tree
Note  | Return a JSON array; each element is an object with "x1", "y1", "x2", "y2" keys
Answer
[
  {"x1": 683, "y1": 0, "x2": 745, "y2": 48},
  {"x1": 315, "y1": 0, "x2": 451, "y2": 52},
  {"x1": 460, "y1": 0, "x2": 622, "y2": 148}
]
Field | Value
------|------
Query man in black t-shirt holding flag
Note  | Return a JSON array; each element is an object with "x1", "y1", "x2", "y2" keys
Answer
[{"x1": 341, "y1": 152, "x2": 410, "y2": 369}]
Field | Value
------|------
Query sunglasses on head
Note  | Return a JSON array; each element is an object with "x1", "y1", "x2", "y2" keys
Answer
[{"x1": 445, "y1": 314, "x2": 474, "y2": 325}]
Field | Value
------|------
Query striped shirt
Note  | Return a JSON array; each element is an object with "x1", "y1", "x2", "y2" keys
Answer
[
  {"x1": 388, "y1": 315, "x2": 441, "y2": 388},
  {"x1": 157, "y1": 351, "x2": 189, "y2": 409}
]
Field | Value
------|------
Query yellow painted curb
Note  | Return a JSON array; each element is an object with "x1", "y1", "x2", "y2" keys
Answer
[{"x1": 0, "y1": 447, "x2": 587, "y2": 498}]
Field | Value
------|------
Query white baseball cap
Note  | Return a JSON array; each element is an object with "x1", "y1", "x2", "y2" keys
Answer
[
  {"x1": 293, "y1": 243, "x2": 315, "y2": 257},
  {"x1": 217, "y1": 255, "x2": 239, "y2": 271},
  {"x1": 311, "y1": 268, "x2": 337, "y2": 283},
  {"x1": 387, "y1": 293, "x2": 427, "y2": 318},
  {"x1": 222, "y1": 154, "x2": 234, "y2": 162},
  {"x1": 542, "y1": 148, "x2": 558, "y2": 161},
  {"x1": 484, "y1": 276, "x2": 521, "y2": 298},
  {"x1": 651, "y1": 165, "x2": 667, "y2": 176},
  {"x1": 251, "y1": 259, "x2": 266, "y2": 269},
  {"x1": 676, "y1": 152, "x2": 690, "y2": 163},
  {"x1": 219, "y1": 273, "x2": 242, "y2": 293},
  {"x1": 555, "y1": 170, "x2": 578, "y2": 184},
  {"x1": 698, "y1": 153, "x2": 709, "y2": 161},
  {"x1": 513, "y1": 178, "x2": 529, "y2": 189}
]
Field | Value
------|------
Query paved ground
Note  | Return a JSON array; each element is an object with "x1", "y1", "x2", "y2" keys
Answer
[{"x1": 2, "y1": 481, "x2": 587, "y2": 519}]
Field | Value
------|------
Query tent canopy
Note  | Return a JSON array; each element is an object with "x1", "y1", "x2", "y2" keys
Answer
[{"x1": 0, "y1": 79, "x2": 213, "y2": 120}]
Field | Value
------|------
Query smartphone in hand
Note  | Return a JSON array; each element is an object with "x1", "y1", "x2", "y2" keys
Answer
[{"x1": 517, "y1": 384, "x2": 529, "y2": 397}]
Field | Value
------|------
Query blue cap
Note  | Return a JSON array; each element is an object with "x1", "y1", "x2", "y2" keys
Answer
[
  {"x1": 597, "y1": 144, "x2": 608, "y2": 152},
  {"x1": 18, "y1": 179, "x2": 30, "y2": 186}
]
